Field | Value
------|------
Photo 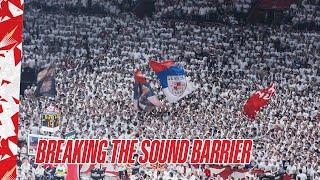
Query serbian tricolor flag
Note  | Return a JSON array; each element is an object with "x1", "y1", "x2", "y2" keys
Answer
[
  {"x1": 133, "y1": 69, "x2": 162, "y2": 110},
  {"x1": 149, "y1": 60, "x2": 196, "y2": 103},
  {"x1": 243, "y1": 83, "x2": 276, "y2": 119}
]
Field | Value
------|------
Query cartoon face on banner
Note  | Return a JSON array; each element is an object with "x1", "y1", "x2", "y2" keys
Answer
[
  {"x1": 167, "y1": 75, "x2": 187, "y2": 96},
  {"x1": 40, "y1": 79, "x2": 53, "y2": 93},
  {"x1": 41, "y1": 105, "x2": 60, "y2": 133}
]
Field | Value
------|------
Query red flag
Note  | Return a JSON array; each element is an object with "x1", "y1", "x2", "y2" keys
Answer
[
  {"x1": 66, "y1": 165, "x2": 79, "y2": 180},
  {"x1": 148, "y1": 59, "x2": 175, "y2": 73},
  {"x1": 134, "y1": 69, "x2": 147, "y2": 84},
  {"x1": 283, "y1": 174, "x2": 292, "y2": 180},
  {"x1": 243, "y1": 83, "x2": 276, "y2": 120}
]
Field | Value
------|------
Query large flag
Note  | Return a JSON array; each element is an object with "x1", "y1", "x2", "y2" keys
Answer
[
  {"x1": 66, "y1": 165, "x2": 79, "y2": 180},
  {"x1": 35, "y1": 67, "x2": 57, "y2": 97},
  {"x1": 133, "y1": 69, "x2": 162, "y2": 110},
  {"x1": 36, "y1": 67, "x2": 54, "y2": 82},
  {"x1": 65, "y1": 129, "x2": 80, "y2": 180},
  {"x1": 149, "y1": 60, "x2": 196, "y2": 103},
  {"x1": 243, "y1": 83, "x2": 276, "y2": 119},
  {"x1": 203, "y1": 165, "x2": 266, "y2": 179},
  {"x1": 79, "y1": 164, "x2": 118, "y2": 180}
]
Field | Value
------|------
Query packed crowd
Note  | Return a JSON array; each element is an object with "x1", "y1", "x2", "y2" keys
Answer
[
  {"x1": 154, "y1": 0, "x2": 251, "y2": 23},
  {"x1": 156, "y1": 0, "x2": 253, "y2": 15},
  {"x1": 26, "y1": 0, "x2": 320, "y2": 27},
  {"x1": 26, "y1": 0, "x2": 136, "y2": 15},
  {"x1": 18, "y1": 0, "x2": 320, "y2": 179},
  {"x1": 290, "y1": 0, "x2": 320, "y2": 30}
]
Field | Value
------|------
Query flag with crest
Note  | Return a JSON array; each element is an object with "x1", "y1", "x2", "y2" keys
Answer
[{"x1": 149, "y1": 60, "x2": 196, "y2": 103}]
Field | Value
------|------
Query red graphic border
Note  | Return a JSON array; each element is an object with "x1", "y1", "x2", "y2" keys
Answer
[{"x1": 0, "y1": 0, "x2": 24, "y2": 179}]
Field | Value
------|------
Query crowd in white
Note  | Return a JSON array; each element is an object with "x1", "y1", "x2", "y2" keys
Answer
[
  {"x1": 155, "y1": 0, "x2": 252, "y2": 16},
  {"x1": 18, "y1": 0, "x2": 320, "y2": 179},
  {"x1": 290, "y1": 0, "x2": 320, "y2": 27}
]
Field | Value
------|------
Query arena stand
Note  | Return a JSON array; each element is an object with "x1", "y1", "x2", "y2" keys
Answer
[{"x1": 18, "y1": 0, "x2": 320, "y2": 179}]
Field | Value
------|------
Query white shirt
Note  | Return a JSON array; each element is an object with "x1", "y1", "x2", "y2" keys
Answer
[
  {"x1": 21, "y1": 162, "x2": 31, "y2": 174},
  {"x1": 296, "y1": 173, "x2": 307, "y2": 180},
  {"x1": 288, "y1": 165, "x2": 297, "y2": 175},
  {"x1": 35, "y1": 166, "x2": 45, "y2": 176}
]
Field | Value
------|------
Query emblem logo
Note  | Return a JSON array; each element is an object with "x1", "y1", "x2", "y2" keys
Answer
[{"x1": 167, "y1": 75, "x2": 187, "y2": 96}]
